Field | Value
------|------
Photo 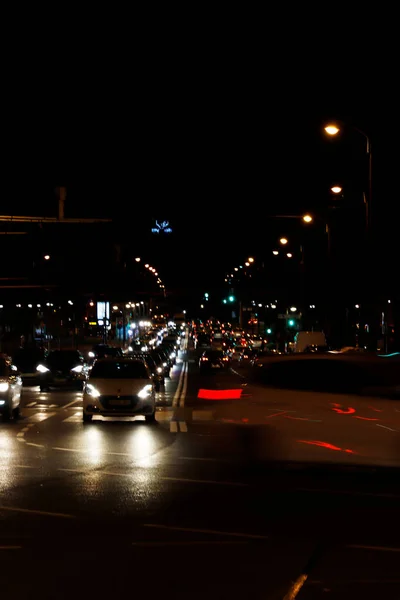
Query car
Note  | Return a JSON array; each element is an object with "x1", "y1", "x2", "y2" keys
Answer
[
  {"x1": 126, "y1": 351, "x2": 165, "y2": 390},
  {"x1": 13, "y1": 346, "x2": 46, "y2": 385},
  {"x1": 199, "y1": 349, "x2": 230, "y2": 373},
  {"x1": 0, "y1": 354, "x2": 23, "y2": 421},
  {"x1": 37, "y1": 350, "x2": 88, "y2": 391},
  {"x1": 82, "y1": 358, "x2": 156, "y2": 423}
]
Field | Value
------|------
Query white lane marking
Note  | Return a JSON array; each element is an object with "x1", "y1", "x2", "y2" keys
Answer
[
  {"x1": 16, "y1": 432, "x2": 25, "y2": 437},
  {"x1": 49, "y1": 404, "x2": 58, "y2": 408},
  {"x1": 26, "y1": 442, "x2": 45, "y2": 448},
  {"x1": 62, "y1": 412, "x2": 83, "y2": 423},
  {"x1": 132, "y1": 541, "x2": 247, "y2": 546},
  {"x1": 13, "y1": 465, "x2": 38, "y2": 469},
  {"x1": 160, "y1": 476, "x2": 247, "y2": 487},
  {"x1": 179, "y1": 361, "x2": 188, "y2": 407},
  {"x1": 376, "y1": 424, "x2": 397, "y2": 432},
  {"x1": 180, "y1": 456, "x2": 221, "y2": 462},
  {"x1": 21, "y1": 427, "x2": 29, "y2": 433},
  {"x1": 170, "y1": 421, "x2": 178, "y2": 433},
  {"x1": 0, "y1": 506, "x2": 76, "y2": 519},
  {"x1": 144, "y1": 524, "x2": 267, "y2": 539},
  {"x1": 53, "y1": 446, "x2": 86, "y2": 453},
  {"x1": 63, "y1": 398, "x2": 82, "y2": 410},
  {"x1": 179, "y1": 421, "x2": 188, "y2": 432},
  {"x1": 16, "y1": 438, "x2": 25, "y2": 443},
  {"x1": 297, "y1": 488, "x2": 400, "y2": 499},
  {"x1": 283, "y1": 573, "x2": 308, "y2": 600},
  {"x1": 27, "y1": 424, "x2": 34, "y2": 428},
  {"x1": 0, "y1": 546, "x2": 22, "y2": 550},
  {"x1": 25, "y1": 412, "x2": 57, "y2": 423},
  {"x1": 25, "y1": 402, "x2": 36, "y2": 407},
  {"x1": 347, "y1": 544, "x2": 400, "y2": 553},
  {"x1": 172, "y1": 362, "x2": 186, "y2": 407}
]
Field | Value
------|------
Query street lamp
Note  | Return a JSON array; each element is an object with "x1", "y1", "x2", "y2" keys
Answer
[
  {"x1": 44, "y1": 254, "x2": 50, "y2": 260},
  {"x1": 248, "y1": 257, "x2": 254, "y2": 263},
  {"x1": 286, "y1": 253, "x2": 293, "y2": 258},
  {"x1": 279, "y1": 237, "x2": 288, "y2": 245},
  {"x1": 303, "y1": 214, "x2": 313, "y2": 223},
  {"x1": 324, "y1": 121, "x2": 372, "y2": 234},
  {"x1": 331, "y1": 186, "x2": 342, "y2": 194},
  {"x1": 324, "y1": 125, "x2": 340, "y2": 136},
  {"x1": 272, "y1": 250, "x2": 279, "y2": 256},
  {"x1": 135, "y1": 257, "x2": 141, "y2": 262}
]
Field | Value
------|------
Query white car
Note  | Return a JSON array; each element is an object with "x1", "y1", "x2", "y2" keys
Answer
[
  {"x1": 82, "y1": 358, "x2": 156, "y2": 423},
  {"x1": 0, "y1": 354, "x2": 23, "y2": 421}
]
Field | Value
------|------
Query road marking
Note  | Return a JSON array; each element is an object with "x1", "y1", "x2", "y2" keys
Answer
[
  {"x1": 17, "y1": 438, "x2": 25, "y2": 443},
  {"x1": 283, "y1": 573, "x2": 308, "y2": 600},
  {"x1": 179, "y1": 421, "x2": 188, "y2": 432},
  {"x1": 172, "y1": 361, "x2": 186, "y2": 407},
  {"x1": 16, "y1": 432, "x2": 25, "y2": 437},
  {"x1": 63, "y1": 412, "x2": 83, "y2": 423},
  {"x1": 132, "y1": 541, "x2": 247, "y2": 546},
  {"x1": 179, "y1": 361, "x2": 188, "y2": 407},
  {"x1": 49, "y1": 404, "x2": 58, "y2": 408},
  {"x1": 159, "y1": 476, "x2": 247, "y2": 487},
  {"x1": 144, "y1": 524, "x2": 267, "y2": 539},
  {"x1": 13, "y1": 465, "x2": 38, "y2": 469},
  {"x1": 26, "y1": 412, "x2": 57, "y2": 423},
  {"x1": 297, "y1": 488, "x2": 400, "y2": 499},
  {"x1": 347, "y1": 544, "x2": 400, "y2": 553},
  {"x1": 180, "y1": 456, "x2": 221, "y2": 462},
  {"x1": 0, "y1": 506, "x2": 76, "y2": 519},
  {"x1": 53, "y1": 446, "x2": 86, "y2": 453},
  {"x1": 63, "y1": 398, "x2": 82, "y2": 410},
  {"x1": 376, "y1": 424, "x2": 397, "y2": 432},
  {"x1": 21, "y1": 427, "x2": 29, "y2": 433},
  {"x1": 170, "y1": 421, "x2": 178, "y2": 433},
  {"x1": 26, "y1": 442, "x2": 45, "y2": 448},
  {"x1": 0, "y1": 546, "x2": 22, "y2": 550},
  {"x1": 25, "y1": 402, "x2": 36, "y2": 407}
]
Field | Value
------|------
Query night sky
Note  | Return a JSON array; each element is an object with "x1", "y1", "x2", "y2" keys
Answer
[{"x1": 1, "y1": 83, "x2": 397, "y2": 300}]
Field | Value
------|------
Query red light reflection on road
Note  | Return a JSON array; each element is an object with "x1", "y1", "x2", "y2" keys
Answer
[
  {"x1": 332, "y1": 406, "x2": 356, "y2": 415},
  {"x1": 297, "y1": 440, "x2": 355, "y2": 454},
  {"x1": 353, "y1": 416, "x2": 379, "y2": 421},
  {"x1": 197, "y1": 389, "x2": 243, "y2": 400}
]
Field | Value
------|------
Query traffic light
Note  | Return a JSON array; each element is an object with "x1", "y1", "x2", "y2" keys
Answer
[
  {"x1": 204, "y1": 293, "x2": 209, "y2": 299},
  {"x1": 223, "y1": 299, "x2": 227, "y2": 304},
  {"x1": 266, "y1": 328, "x2": 272, "y2": 334},
  {"x1": 228, "y1": 296, "x2": 235, "y2": 302},
  {"x1": 288, "y1": 319, "x2": 295, "y2": 327}
]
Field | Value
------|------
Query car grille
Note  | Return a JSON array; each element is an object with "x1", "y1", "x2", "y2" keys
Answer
[{"x1": 99, "y1": 395, "x2": 136, "y2": 409}]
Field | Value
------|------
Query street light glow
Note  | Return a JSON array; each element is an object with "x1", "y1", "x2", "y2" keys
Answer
[
  {"x1": 248, "y1": 257, "x2": 254, "y2": 263},
  {"x1": 331, "y1": 186, "x2": 342, "y2": 194},
  {"x1": 279, "y1": 237, "x2": 288, "y2": 245},
  {"x1": 245, "y1": 262, "x2": 250, "y2": 267},
  {"x1": 286, "y1": 253, "x2": 293, "y2": 258},
  {"x1": 290, "y1": 306, "x2": 297, "y2": 312},
  {"x1": 303, "y1": 214, "x2": 313, "y2": 223},
  {"x1": 135, "y1": 257, "x2": 141, "y2": 262},
  {"x1": 324, "y1": 125, "x2": 340, "y2": 135},
  {"x1": 272, "y1": 250, "x2": 279, "y2": 256},
  {"x1": 44, "y1": 254, "x2": 50, "y2": 260}
]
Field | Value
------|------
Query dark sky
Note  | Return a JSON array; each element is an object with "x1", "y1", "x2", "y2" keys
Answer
[{"x1": 1, "y1": 71, "x2": 398, "y2": 298}]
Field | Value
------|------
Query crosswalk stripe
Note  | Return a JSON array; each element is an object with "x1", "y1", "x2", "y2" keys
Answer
[
  {"x1": 25, "y1": 402, "x2": 36, "y2": 407},
  {"x1": 24, "y1": 412, "x2": 57, "y2": 423},
  {"x1": 63, "y1": 413, "x2": 83, "y2": 423}
]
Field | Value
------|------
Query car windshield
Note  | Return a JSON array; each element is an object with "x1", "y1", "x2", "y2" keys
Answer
[
  {"x1": 47, "y1": 351, "x2": 81, "y2": 365},
  {"x1": 90, "y1": 361, "x2": 149, "y2": 379}
]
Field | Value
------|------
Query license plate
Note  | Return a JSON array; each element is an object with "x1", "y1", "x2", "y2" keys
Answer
[
  {"x1": 212, "y1": 364, "x2": 220, "y2": 368},
  {"x1": 109, "y1": 399, "x2": 130, "y2": 406}
]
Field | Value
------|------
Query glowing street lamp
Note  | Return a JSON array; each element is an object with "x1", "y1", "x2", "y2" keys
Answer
[
  {"x1": 324, "y1": 125, "x2": 340, "y2": 135},
  {"x1": 272, "y1": 250, "x2": 279, "y2": 256},
  {"x1": 279, "y1": 237, "x2": 288, "y2": 245},
  {"x1": 44, "y1": 254, "x2": 50, "y2": 260},
  {"x1": 331, "y1": 186, "x2": 342, "y2": 194},
  {"x1": 248, "y1": 257, "x2": 254, "y2": 263},
  {"x1": 303, "y1": 214, "x2": 313, "y2": 223}
]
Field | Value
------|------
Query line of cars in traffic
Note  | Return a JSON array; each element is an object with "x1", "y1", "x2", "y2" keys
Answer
[{"x1": 0, "y1": 324, "x2": 184, "y2": 423}]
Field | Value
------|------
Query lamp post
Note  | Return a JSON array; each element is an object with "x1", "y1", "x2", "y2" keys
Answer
[{"x1": 324, "y1": 123, "x2": 372, "y2": 236}]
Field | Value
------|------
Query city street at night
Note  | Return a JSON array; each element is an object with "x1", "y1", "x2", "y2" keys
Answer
[{"x1": 1, "y1": 339, "x2": 400, "y2": 598}]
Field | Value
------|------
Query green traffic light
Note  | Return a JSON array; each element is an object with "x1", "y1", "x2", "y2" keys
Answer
[
  {"x1": 223, "y1": 299, "x2": 227, "y2": 304},
  {"x1": 266, "y1": 328, "x2": 272, "y2": 334},
  {"x1": 288, "y1": 319, "x2": 295, "y2": 327},
  {"x1": 228, "y1": 296, "x2": 235, "y2": 302}
]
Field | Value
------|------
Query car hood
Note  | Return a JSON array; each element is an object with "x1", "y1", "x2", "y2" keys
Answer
[{"x1": 87, "y1": 378, "x2": 151, "y2": 396}]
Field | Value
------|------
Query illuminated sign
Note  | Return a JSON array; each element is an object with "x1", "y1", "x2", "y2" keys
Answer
[
  {"x1": 151, "y1": 220, "x2": 173, "y2": 234},
  {"x1": 97, "y1": 302, "x2": 110, "y2": 321}
]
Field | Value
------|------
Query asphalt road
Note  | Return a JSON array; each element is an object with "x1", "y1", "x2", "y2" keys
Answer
[{"x1": 1, "y1": 338, "x2": 400, "y2": 598}]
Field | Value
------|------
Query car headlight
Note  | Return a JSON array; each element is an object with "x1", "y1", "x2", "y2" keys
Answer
[
  {"x1": 163, "y1": 362, "x2": 167, "y2": 367},
  {"x1": 86, "y1": 383, "x2": 100, "y2": 397},
  {"x1": 156, "y1": 367, "x2": 163, "y2": 373},
  {"x1": 170, "y1": 352, "x2": 176, "y2": 358},
  {"x1": 0, "y1": 382, "x2": 9, "y2": 392},
  {"x1": 36, "y1": 364, "x2": 49, "y2": 373},
  {"x1": 88, "y1": 351, "x2": 95, "y2": 358},
  {"x1": 138, "y1": 384, "x2": 153, "y2": 399},
  {"x1": 71, "y1": 365, "x2": 83, "y2": 373}
]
